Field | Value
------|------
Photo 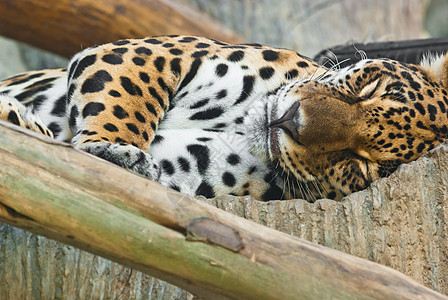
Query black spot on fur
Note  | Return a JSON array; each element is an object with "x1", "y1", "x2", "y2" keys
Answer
[
  {"x1": 177, "y1": 157, "x2": 191, "y2": 172},
  {"x1": 410, "y1": 81, "x2": 421, "y2": 91},
  {"x1": 26, "y1": 77, "x2": 57, "y2": 89},
  {"x1": 169, "y1": 48, "x2": 183, "y2": 55},
  {"x1": 102, "y1": 54, "x2": 123, "y2": 65},
  {"x1": 414, "y1": 102, "x2": 426, "y2": 115},
  {"x1": 235, "y1": 76, "x2": 255, "y2": 105},
  {"x1": 71, "y1": 54, "x2": 96, "y2": 80},
  {"x1": 48, "y1": 122, "x2": 62, "y2": 137},
  {"x1": 81, "y1": 70, "x2": 113, "y2": 94},
  {"x1": 382, "y1": 62, "x2": 396, "y2": 72},
  {"x1": 161, "y1": 159, "x2": 175, "y2": 175},
  {"x1": 67, "y1": 83, "x2": 76, "y2": 102},
  {"x1": 169, "y1": 183, "x2": 181, "y2": 192},
  {"x1": 6, "y1": 72, "x2": 44, "y2": 86},
  {"x1": 104, "y1": 123, "x2": 119, "y2": 132},
  {"x1": 196, "y1": 42, "x2": 210, "y2": 48},
  {"x1": 7, "y1": 111, "x2": 20, "y2": 125},
  {"x1": 195, "y1": 181, "x2": 215, "y2": 198},
  {"x1": 158, "y1": 77, "x2": 173, "y2": 101},
  {"x1": 437, "y1": 101, "x2": 446, "y2": 113},
  {"x1": 142, "y1": 131, "x2": 149, "y2": 141},
  {"x1": 82, "y1": 102, "x2": 105, "y2": 118},
  {"x1": 216, "y1": 89, "x2": 227, "y2": 99},
  {"x1": 69, "y1": 106, "x2": 78, "y2": 129},
  {"x1": 144, "y1": 38, "x2": 162, "y2": 44},
  {"x1": 215, "y1": 64, "x2": 229, "y2": 77},
  {"x1": 152, "y1": 134, "x2": 165, "y2": 144},
  {"x1": 154, "y1": 56, "x2": 165, "y2": 72},
  {"x1": 152, "y1": 134, "x2": 164, "y2": 144},
  {"x1": 178, "y1": 59, "x2": 202, "y2": 93},
  {"x1": 145, "y1": 102, "x2": 158, "y2": 116},
  {"x1": 134, "y1": 111, "x2": 146, "y2": 123},
  {"x1": 109, "y1": 90, "x2": 121, "y2": 97},
  {"x1": 247, "y1": 166, "x2": 257, "y2": 175},
  {"x1": 179, "y1": 37, "x2": 197, "y2": 43},
  {"x1": 259, "y1": 67, "x2": 275, "y2": 80},
  {"x1": 262, "y1": 50, "x2": 279, "y2": 61},
  {"x1": 285, "y1": 69, "x2": 299, "y2": 79},
  {"x1": 234, "y1": 117, "x2": 244, "y2": 124},
  {"x1": 228, "y1": 50, "x2": 245, "y2": 62},
  {"x1": 113, "y1": 40, "x2": 130, "y2": 46},
  {"x1": 50, "y1": 95, "x2": 67, "y2": 117},
  {"x1": 126, "y1": 123, "x2": 140, "y2": 135},
  {"x1": 192, "y1": 50, "x2": 208, "y2": 58},
  {"x1": 297, "y1": 61, "x2": 309, "y2": 68},
  {"x1": 113, "y1": 105, "x2": 129, "y2": 119},
  {"x1": 120, "y1": 77, "x2": 143, "y2": 96},
  {"x1": 15, "y1": 83, "x2": 54, "y2": 101},
  {"x1": 114, "y1": 137, "x2": 127, "y2": 144},
  {"x1": 187, "y1": 144, "x2": 210, "y2": 175},
  {"x1": 189, "y1": 107, "x2": 224, "y2": 120},
  {"x1": 139, "y1": 72, "x2": 150, "y2": 83},
  {"x1": 148, "y1": 87, "x2": 166, "y2": 110},
  {"x1": 170, "y1": 58, "x2": 181, "y2": 76},
  {"x1": 132, "y1": 57, "x2": 146, "y2": 66},
  {"x1": 135, "y1": 47, "x2": 153, "y2": 55},
  {"x1": 222, "y1": 172, "x2": 236, "y2": 187},
  {"x1": 427, "y1": 104, "x2": 437, "y2": 121},
  {"x1": 112, "y1": 48, "x2": 128, "y2": 54},
  {"x1": 190, "y1": 98, "x2": 209, "y2": 109},
  {"x1": 227, "y1": 154, "x2": 240, "y2": 165}
]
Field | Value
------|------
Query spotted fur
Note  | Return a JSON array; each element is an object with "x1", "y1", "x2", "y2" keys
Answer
[{"x1": 1, "y1": 35, "x2": 447, "y2": 202}]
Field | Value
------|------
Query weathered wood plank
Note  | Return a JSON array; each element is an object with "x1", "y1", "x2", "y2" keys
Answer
[{"x1": 0, "y1": 121, "x2": 445, "y2": 299}]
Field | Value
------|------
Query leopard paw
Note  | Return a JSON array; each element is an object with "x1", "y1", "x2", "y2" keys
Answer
[
  {"x1": 0, "y1": 94, "x2": 53, "y2": 137},
  {"x1": 78, "y1": 142, "x2": 161, "y2": 181}
]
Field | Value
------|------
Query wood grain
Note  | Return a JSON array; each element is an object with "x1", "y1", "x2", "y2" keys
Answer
[{"x1": 0, "y1": 0, "x2": 243, "y2": 58}]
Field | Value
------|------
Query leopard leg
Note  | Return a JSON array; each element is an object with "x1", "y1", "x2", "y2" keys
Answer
[
  {"x1": 65, "y1": 45, "x2": 177, "y2": 181},
  {"x1": 0, "y1": 94, "x2": 53, "y2": 138}
]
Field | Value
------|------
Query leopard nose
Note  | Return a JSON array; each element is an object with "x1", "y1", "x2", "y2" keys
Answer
[{"x1": 269, "y1": 102, "x2": 300, "y2": 141}]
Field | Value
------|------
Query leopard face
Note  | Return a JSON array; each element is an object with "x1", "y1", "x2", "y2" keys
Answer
[{"x1": 247, "y1": 54, "x2": 448, "y2": 199}]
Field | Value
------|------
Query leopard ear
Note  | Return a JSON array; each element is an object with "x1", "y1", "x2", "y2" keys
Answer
[
  {"x1": 443, "y1": 53, "x2": 448, "y2": 88},
  {"x1": 420, "y1": 52, "x2": 448, "y2": 88}
]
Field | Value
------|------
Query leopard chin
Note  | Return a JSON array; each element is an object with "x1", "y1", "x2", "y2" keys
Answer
[{"x1": 244, "y1": 94, "x2": 277, "y2": 162}]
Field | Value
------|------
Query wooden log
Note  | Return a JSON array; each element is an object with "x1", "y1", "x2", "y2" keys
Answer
[
  {"x1": 0, "y1": 120, "x2": 446, "y2": 299},
  {"x1": 0, "y1": 0, "x2": 243, "y2": 58}
]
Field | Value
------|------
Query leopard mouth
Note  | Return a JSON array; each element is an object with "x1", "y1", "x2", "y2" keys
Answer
[
  {"x1": 245, "y1": 81, "x2": 303, "y2": 162},
  {"x1": 268, "y1": 97, "x2": 303, "y2": 160},
  {"x1": 267, "y1": 100, "x2": 280, "y2": 158}
]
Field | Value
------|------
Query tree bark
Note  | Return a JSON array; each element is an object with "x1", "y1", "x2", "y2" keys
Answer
[
  {"x1": 0, "y1": 121, "x2": 445, "y2": 299},
  {"x1": 0, "y1": 0, "x2": 243, "y2": 58}
]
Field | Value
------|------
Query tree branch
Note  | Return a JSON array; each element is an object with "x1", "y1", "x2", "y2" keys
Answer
[
  {"x1": 0, "y1": 0, "x2": 244, "y2": 58},
  {"x1": 0, "y1": 120, "x2": 446, "y2": 299}
]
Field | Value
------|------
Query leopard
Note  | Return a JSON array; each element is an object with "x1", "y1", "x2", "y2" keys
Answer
[{"x1": 0, "y1": 35, "x2": 447, "y2": 202}]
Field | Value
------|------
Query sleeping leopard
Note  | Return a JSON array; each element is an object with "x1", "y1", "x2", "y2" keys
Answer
[{"x1": 1, "y1": 35, "x2": 447, "y2": 202}]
